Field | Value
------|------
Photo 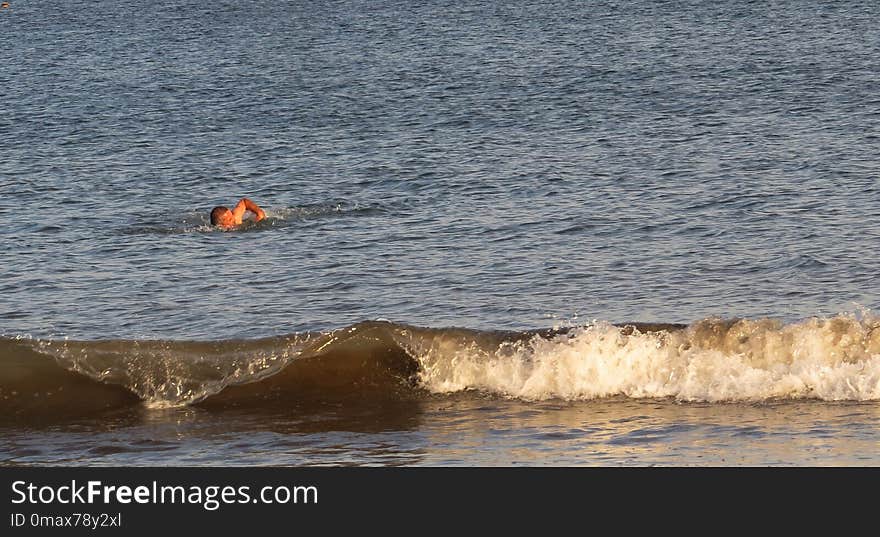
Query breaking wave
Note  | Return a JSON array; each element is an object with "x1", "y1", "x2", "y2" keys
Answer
[{"x1": 2, "y1": 313, "x2": 880, "y2": 420}]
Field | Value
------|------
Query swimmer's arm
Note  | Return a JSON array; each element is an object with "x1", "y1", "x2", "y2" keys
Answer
[
  {"x1": 231, "y1": 198, "x2": 265, "y2": 223},
  {"x1": 230, "y1": 199, "x2": 248, "y2": 224},
  {"x1": 241, "y1": 198, "x2": 266, "y2": 222}
]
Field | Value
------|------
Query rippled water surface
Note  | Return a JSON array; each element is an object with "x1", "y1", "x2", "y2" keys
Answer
[
  {"x1": 2, "y1": 0, "x2": 880, "y2": 465},
  {"x1": 6, "y1": 399, "x2": 880, "y2": 466}
]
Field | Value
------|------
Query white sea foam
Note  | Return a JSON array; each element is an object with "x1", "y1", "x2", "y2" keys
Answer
[{"x1": 410, "y1": 315, "x2": 880, "y2": 402}]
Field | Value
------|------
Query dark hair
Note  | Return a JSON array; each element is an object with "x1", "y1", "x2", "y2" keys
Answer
[{"x1": 210, "y1": 206, "x2": 229, "y2": 225}]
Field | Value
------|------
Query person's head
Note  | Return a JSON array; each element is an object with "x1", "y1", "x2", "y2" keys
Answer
[{"x1": 210, "y1": 206, "x2": 234, "y2": 227}]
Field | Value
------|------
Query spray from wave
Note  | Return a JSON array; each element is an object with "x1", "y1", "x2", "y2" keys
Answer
[
  {"x1": 404, "y1": 315, "x2": 880, "y2": 402},
  {"x1": 2, "y1": 313, "x2": 879, "y2": 421}
]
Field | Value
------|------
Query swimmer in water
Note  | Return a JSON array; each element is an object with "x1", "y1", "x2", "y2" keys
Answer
[{"x1": 210, "y1": 198, "x2": 266, "y2": 228}]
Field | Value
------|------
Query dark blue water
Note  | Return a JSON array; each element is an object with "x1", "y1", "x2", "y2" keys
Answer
[{"x1": 2, "y1": 0, "x2": 880, "y2": 466}]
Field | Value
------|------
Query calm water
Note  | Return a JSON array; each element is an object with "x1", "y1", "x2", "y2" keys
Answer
[{"x1": 2, "y1": 0, "x2": 880, "y2": 466}]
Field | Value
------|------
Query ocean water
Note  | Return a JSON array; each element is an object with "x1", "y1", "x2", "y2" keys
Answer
[{"x1": 2, "y1": 0, "x2": 880, "y2": 466}]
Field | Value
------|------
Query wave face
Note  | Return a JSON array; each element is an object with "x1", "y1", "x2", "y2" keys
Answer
[{"x1": 2, "y1": 315, "x2": 880, "y2": 420}]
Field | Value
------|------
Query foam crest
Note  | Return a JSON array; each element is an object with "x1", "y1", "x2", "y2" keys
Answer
[{"x1": 411, "y1": 315, "x2": 880, "y2": 402}]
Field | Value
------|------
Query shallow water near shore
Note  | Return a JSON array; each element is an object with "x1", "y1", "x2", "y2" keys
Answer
[
  {"x1": 5, "y1": 398, "x2": 880, "y2": 466},
  {"x1": 3, "y1": 0, "x2": 880, "y2": 465}
]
